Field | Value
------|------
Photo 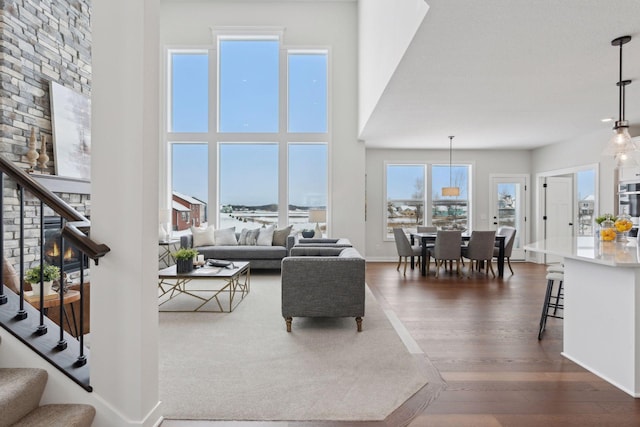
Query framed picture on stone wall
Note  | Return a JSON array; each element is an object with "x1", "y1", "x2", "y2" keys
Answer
[{"x1": 50, "y1": 81, "x2": 91, "y2": 181}]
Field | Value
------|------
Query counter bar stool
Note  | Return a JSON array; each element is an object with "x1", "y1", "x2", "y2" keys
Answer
[{"x1": 538, "y1": 265, "x2": 564, "y2": 340}]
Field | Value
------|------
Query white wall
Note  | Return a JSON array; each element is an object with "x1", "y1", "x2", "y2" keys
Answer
[
  {"x1": 90, "y1": 0, "x2": 162, "y2": 425},
  {"x1": 365, "y1": 147, "x2": 531, "y2": 260},
  {"x1": 160, "y1": 1, "x2": 364, "y2": 251},
  {"x1": 358, "y1": 0, "x2": 428, "y2": 135},
  {"x1": 530, "y1": 128, "x2": 616, "y2": 243}
]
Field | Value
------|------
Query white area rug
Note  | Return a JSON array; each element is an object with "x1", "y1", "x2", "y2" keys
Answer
[{"x1": 159, "y1": 273, "x2": 428, "y2": 421}]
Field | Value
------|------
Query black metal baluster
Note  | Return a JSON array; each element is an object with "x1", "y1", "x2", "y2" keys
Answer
[
  {"x1": 15, "y1": 185, "x2": 27, "y2": 320},
  {"x1": 0, "y1": 173, "x2": 6, "y2": 306},
  {"x1": 75, "y1": 253, "x2": 87, "y2": 367},
  {"x1": 56, "y1": 217, "x2": 67, "y2": 351},
  {"x1": 36, "y1": 200, "x2": 47, "y2": 335}
]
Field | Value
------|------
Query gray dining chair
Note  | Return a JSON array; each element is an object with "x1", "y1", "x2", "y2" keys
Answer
[
  {"x1": 392, "y1": 227, "x2": 422, "y2": 276},
  {"x1": 461, "y1": 230, "x2": 497, "y2": 278},
  {"x1": 494, "y1": 226, "x2": 516, "y2": 275},
  {"x1": 417, "y1": 226, "x2": 437, "y2": 233},
  {"x1": 428, "y1": 230, "x2": 462, "y2": 278}
]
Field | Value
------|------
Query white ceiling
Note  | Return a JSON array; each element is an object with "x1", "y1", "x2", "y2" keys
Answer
[{"x1": 360, "y1": 0, "x2": 640, "y2": 150}]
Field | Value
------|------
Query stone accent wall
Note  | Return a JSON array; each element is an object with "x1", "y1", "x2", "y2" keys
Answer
[{"x1": 0, "y1": 0, "x2": 91, "y2": 269}]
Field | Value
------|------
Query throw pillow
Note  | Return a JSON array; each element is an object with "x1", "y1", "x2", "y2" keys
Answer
[
  {"x1": 272, "y1": 225, "x2": 293, "y2": 247},
  {"x1": 257, "y1": 225, "x2": 275, "y2": 246},
  {"x1": 245, "y1": 228, "x2": 260, "y2": 246},
  {"x1": 191, "y1": 225, "x2": 215, "y2": 247},
  {"x1": 238, "y1": 228, "x2": 249, "y2": 245},
  {"x1": 214, "y1": 227, "x2": 238, "y2": 246}
]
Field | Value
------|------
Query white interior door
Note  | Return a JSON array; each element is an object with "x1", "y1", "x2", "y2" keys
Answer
[
  {"x1": 490, "y1": 175, "x2": 527, "y2": 260},
  {"x1": 545, "y1": 176, "x2": 574, "y2": 263}
]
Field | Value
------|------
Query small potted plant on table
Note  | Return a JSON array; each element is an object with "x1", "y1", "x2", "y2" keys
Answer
[
  {"x1": 172, "y1": 248, "x2": 198, "y2": 274},
  {"x1": 25, "y1": 264, "x2": 61, "y2": 296}
]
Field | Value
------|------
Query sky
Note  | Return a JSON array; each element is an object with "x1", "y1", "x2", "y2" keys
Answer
[
  {"x1": 387, "y1": 164, "x2": 470, "y2": 200},
  {"x1": 170, "y1": 41, "x2": 328, "y2": 207}
]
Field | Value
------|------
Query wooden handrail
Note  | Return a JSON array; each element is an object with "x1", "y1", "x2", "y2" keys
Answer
[{"x1": 0, "y1": 155, "x2": 110, "y2": 262}]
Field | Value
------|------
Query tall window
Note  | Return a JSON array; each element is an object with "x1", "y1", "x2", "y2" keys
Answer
[
  {"x1": 288, "y1": 143, "x2": 328, "y2": 232},
  {"x1": 167, "y1": 39, "x2": 330, "y2": 233},
  {"x1": 168, "y1": 51, "x2": 209, "y2": 232},
  {"x1": 218, "y1": 40, "x2": 279, "y2": 133},
  {"x1": 386, "y1": 164, "x2": 425, "y2": 238},
  {"x1": 288, "y1": 53, "x2": 327, "y2": 133},
  {"x1": 170, "y1": 52, "x2": 208, "y2": 132},
  {"x1": 431, "y1": 165, "x2": 470, "y2": 230},
  {"x1": 172, "y1": 143, "x2": 208, "y2": 231},
  {"x1": 218, "y1": 143, "x2": 279, "y2": 230}
]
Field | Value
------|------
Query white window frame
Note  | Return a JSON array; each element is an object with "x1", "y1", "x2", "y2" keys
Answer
[
  {"x1": 383, "y1": 161, "x2": 474, "y2": 241},
  {"x1": 163, "y1": 30, "x2": 332, "y2": 231}
]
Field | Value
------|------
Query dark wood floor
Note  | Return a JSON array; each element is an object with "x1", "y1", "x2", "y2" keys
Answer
[
  {"x1": 369, "y1": 261, "x2": 640, "y2": 427},
  {"x1": 162, "y1": 262, "x2": 640, "y2": 427}
]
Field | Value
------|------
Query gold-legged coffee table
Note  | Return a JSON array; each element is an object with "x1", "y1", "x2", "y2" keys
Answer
[{"x1": 158, "y1": 261, "x2": 250, "y2": 312}]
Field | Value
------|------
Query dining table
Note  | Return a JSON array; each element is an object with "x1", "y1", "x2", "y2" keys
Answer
[{"x1": 410, "y1": 232, "x2": 507, "y2": 278}]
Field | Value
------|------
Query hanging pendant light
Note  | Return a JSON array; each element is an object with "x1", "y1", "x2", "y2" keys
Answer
[
  {"x1": 603, "y1": 35, "x2": 637, "y2": 166},
  {"x1": 442, "y1": 136, "x2": 460, "y2": 197}
]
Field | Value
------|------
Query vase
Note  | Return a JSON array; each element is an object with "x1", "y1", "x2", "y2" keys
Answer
[
  {"x1": 599, "y1": 219, "x2": 616, "y2": 241},
  {"x1": 176, "y1": 258, "x2": 194, "y2": 274},
  {"x1": 31, "y1": 280, "x2": 53, "y2": 296},
  {"x1": 37, "y1": 134, "x2": 49, "y2": 170},
  {"x1": 615, "y1": 214, "x2": 633, "y2": 242}
]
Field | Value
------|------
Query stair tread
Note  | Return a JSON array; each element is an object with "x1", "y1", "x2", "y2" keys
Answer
[
  {"x1": 11, "y1": 403, "x2": 96, "y2": 427},
  {"x1": 0, "y1": 368, "x2": 47, "y2": 427}
]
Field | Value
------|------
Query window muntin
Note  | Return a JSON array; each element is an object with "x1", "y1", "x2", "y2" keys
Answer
[
  {"x1": 218, "y1": 40, "x2": 279, "y2": 133},
  {"x1": 288, "y1": 52, "x2": 328, "y2": 133},
  {"x1": 386, "y1": 164, "x2": 425, "y2": 238},
  {"x1": 431, "y1": 165, "x2": 470, "y2": 231},
  {"x1": 170, "y1": 52, "x2": 208, "y2": 132},
  {"x1": 218, "y1": 143, "x2": 279, "y2": 230},
  {"x1": 288, "y1": 143, "x2": 328, "y2": 231}
]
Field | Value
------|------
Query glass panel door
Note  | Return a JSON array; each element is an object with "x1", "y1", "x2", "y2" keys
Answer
[{"x1": 490, "y1": 175, "x2": 527, "y2": 260}]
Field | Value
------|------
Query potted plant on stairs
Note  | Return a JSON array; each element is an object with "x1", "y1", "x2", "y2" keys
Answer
[
  {"x1": 172, "y1": 248, "x2": 198, "y2": 274},
  {"x1": 25, "y1": 264, "x2": 61, "y2": 296}
]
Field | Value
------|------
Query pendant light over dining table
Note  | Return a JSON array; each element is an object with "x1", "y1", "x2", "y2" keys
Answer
[
  {"x1": 603, "y1": 35, "x2": 638, "y2": 166},
  {"x1": 442, "y1": 135, "x2": 460, "y2": 197}
]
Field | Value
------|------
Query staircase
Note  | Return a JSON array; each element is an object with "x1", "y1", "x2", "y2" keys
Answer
[{"x1": 0, "y1": 340, "x2": 95, "y2": 427}]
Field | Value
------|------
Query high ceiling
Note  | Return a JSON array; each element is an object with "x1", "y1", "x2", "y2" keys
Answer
[{"x1": 360, "y1": 0, "x2": 640, "y2": 150}]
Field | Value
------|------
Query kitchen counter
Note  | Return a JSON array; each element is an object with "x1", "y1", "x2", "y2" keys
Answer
[
  {"x1": 526, "y1": 236, "x2": 640, "y2": 397},
  {"x1": 526, "y1": 235, "x2": 640, "y2": 266}
]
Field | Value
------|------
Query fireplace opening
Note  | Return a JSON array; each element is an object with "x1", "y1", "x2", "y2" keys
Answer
[{"x1": 43, "y1": 216, "x2": 88, "y2": 273}]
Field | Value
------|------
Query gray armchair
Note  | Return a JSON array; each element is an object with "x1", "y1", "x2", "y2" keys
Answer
[{"x1": 281, "y1": 247, "x2": 365, "y2": 332}]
